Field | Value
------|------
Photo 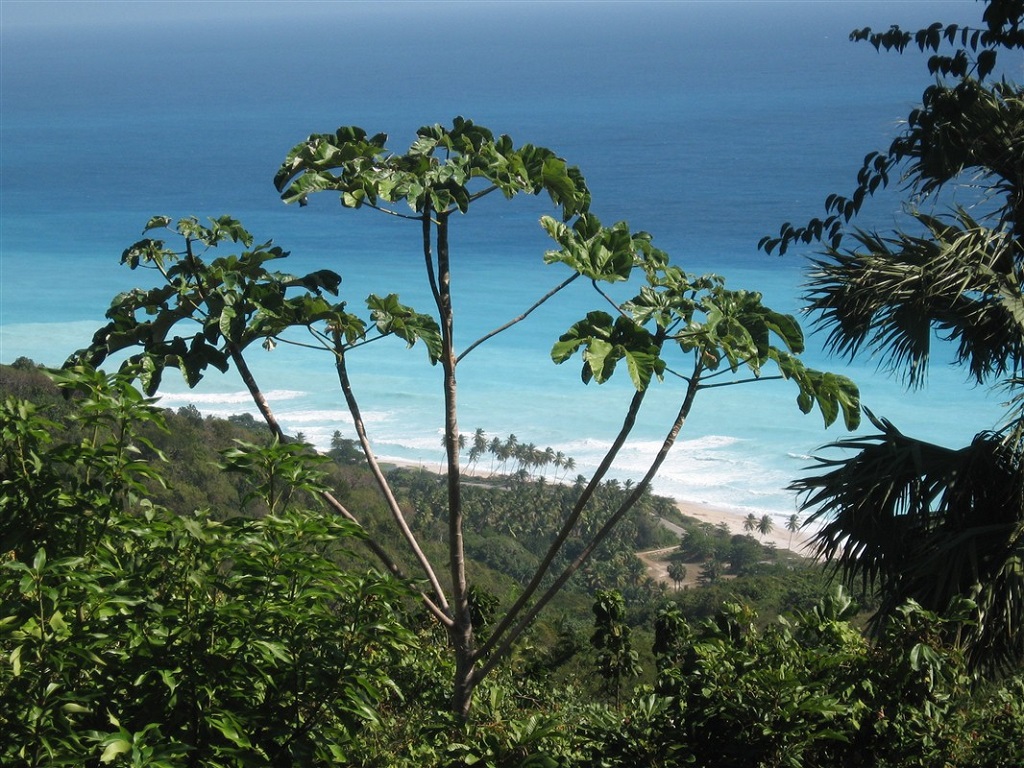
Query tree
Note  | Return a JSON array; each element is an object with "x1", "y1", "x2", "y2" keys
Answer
[
  {"x1": 756, "y1": 513, "x2": 775, "y2": 539},
  {"x1": 786, "y1": 512, "x2": 801, "y2": 550},
  {"x1": 591, "y1": 589, "x2": 641, "y2": 707},
  {"x1": 329, "y1": 429, "x2": 362, "y2": 464},
  {"x1": 727, "y1": 534, "x2": 766, "y2": 576},
  {"x1": 697, "y1": 557, "x2": 724, "y2": 587},
  {"x1": 73, "y1": 119, "x2": 859, "y2": 719},
  {"x1": 742, "y1": 512, "x2": 758, "y2": 536},
  {"x1": 769, "y1": 1, "x2": 1024, "y2": 671},
  {"x1": 666, "y1": 561, "x2": 687, "y2": 590}
]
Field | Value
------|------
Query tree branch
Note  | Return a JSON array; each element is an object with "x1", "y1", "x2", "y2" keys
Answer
[
  {"x1": 457, "y1": 273, "x2": 580, "y2": 363},
  {"x1": 330, "y1": 333, "x2": 453, "y2": 625},
  {"x1": 225, "y1": 334, "x2": 450, "y2": 625},
  {"x1": 477, "y1": 356, "x2": 704, "y2": 681},
  {"x1": 477, "y1": 381, "x2": 651, "y2": 661},
  {"x1": 422, "y1": 203, "x2": 442, "y2": 310}
]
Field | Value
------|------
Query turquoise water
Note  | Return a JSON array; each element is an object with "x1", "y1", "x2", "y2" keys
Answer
[{"x1": 1, "y1": 1, "x2": 1006, "y2": 517}]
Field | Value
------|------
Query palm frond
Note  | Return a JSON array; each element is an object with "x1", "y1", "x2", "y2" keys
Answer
[
  {"x1": 793, "y1": 414, "x2": 1024, "y2": 673},
  {"x1": 805, "y1": 209, "x2": 1024, "y2": 388}
]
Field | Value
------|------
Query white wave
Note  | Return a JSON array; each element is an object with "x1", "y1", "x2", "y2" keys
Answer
[
  {"x1": 158, "y1": 389, "x2": 306, "y2": 406},
  {"x1": 674, "y1": 434, "x2": 746, "y2": 450},
  {"x1": 278, "y1": 409, "x2": 354, "y2": 425},
  {"x1": 786, "y1": 452, "x2": 816, "y2": 462},
  {"x1": 373, "y1": 433, "x2": 447, "y2": 452}
]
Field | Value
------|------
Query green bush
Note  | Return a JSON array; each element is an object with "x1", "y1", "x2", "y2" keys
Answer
[{"x1": 0, "y1": 368, "x2": 415, "y2": 766}]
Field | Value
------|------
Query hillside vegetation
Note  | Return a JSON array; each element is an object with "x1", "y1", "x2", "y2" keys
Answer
[{"x1": 2, "y1": 361, "x2": 1022, "y2": 766}]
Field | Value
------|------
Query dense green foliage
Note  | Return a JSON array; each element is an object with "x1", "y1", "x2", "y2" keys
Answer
[
  {"x1": 0, "y1": 367, "x2": 414, "y2": 766},
  {"x1": 66, "y1": 115, "x2": 858, "y2": 717},
  {"x1": 3, "y1": 365, "x2": 1022, "y2": 766},
  {"x1": 5, "y1": 1, "x2": 1023, "y2": 759}
]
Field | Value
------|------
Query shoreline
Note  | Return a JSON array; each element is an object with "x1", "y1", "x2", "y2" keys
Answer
[
  {"x1": 382, "y1": 457, "x2": 818, "y2": 555},
  {"x1": 672, "y1": 498, "x2": 816, "y2": 555}
]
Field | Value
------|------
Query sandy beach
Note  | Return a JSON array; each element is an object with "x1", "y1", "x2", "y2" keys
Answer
[{"x1": 673, "y1": 499, "x2": 817, "y2": 555}]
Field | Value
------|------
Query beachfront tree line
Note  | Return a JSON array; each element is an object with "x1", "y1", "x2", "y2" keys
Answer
[
  {"x1": 442, "y1": 428, "x2": 580, "y2": 482},
  {"x1": 2, "y1": 0, "x2": 1022, "y2": 763}
]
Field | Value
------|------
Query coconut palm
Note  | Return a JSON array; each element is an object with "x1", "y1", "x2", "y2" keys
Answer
[
  {"x1": 543, "y1": 447, "x2": 556, "y2": 477},
  {"x1": 756, "y1": 514, "x2": 774, "y2": 540},
  {"x1": 487, "y1": 436, "x2": 502, "y2": 476},
  {"x1": 562, "y1": 456, "x2": 576, "y2": 482},
  {"x1": 667, "y1": 561, "x2": 687, "y2": 590},
  {"x1": 785, "y1": 513, "x2": 801, "y2": 550},
  {"x1": 743, "y1": 513, "x2": 758, "y2": 536},
  {"x1": 468, "y1": 427, "x2": 487, "y2": 472}
]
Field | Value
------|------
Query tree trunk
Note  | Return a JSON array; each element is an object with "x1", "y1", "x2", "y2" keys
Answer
[{"x1": 430, "y1": 210, "x2": 478, "y2": 720}]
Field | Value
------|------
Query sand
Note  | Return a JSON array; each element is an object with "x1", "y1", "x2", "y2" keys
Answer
[{"x1": 673, "y1": 499, "x2": 816, "y2": 555}]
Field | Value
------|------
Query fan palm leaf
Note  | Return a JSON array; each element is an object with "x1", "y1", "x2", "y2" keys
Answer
[
  {"x1": 805, "y1": 210, "x2": 1024, "y2": 389},
  {"x1": 794, "y1": 411, "x2": 1024, "y2": 672}
]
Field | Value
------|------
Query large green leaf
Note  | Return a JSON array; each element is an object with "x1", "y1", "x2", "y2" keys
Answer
[
  {"x1": 541, "y1": 214, "x2": 638, "y2": 283},
  {"x1": 367, "y1": 293, "x2": 442, "y2": 363},
  {"x1": 552, "y1": 311, "x2": 664, "y2": 389}
]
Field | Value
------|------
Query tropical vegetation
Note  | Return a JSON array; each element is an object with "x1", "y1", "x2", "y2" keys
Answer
[
  {"x1": 2, "y1": 361, "x2": 1022, "y2": 766},
  {"x1": 3, "y1": 0, "x2": 1024, "y2": 764},
  {"x1": 767, "y1": 0, "x2": 1024, "y2": 674},
  {"x1": 68, "y1": 115, "x2": 856, "y2": 719}
]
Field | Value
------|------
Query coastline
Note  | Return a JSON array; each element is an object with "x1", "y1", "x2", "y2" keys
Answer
[
  {"x1": 673, "y1": 499, "x2": 816, "y2": 555},
  {"x1": 381, "y1": 457, "x2": 817, "y2": 556}
]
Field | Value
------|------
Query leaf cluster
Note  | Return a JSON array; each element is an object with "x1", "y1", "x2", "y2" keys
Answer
[
  {"x1": 274, "y1": 117, "x2": 591, "y2": 220},
  {"x1": 761, "y1": 1, "x2": 1023, "y2": 256},
  {"x1": 72, "y1": 215, "x2": 442, "y2": 394},
  {"x1": 545, "y1": 214, "x2": 860, "y2": 428}
]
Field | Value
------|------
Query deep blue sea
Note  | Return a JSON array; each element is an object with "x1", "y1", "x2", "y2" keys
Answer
[{"x1": 1, "y1": 1, "x2": 1011, "y2": 520}]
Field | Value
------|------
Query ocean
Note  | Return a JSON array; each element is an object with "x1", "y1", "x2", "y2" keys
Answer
[{"x1": 0, "y1": 0, "x2": 1009, "y2": 520}]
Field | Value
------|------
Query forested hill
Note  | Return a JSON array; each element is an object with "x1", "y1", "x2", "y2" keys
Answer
[{"x1": 0, "y1": 359, "x2": 689, "y2": 597}]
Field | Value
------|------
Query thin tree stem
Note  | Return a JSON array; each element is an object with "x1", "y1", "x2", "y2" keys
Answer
[
  {"x1": 478, "y1": 382, "x2": 651, "y2": 661},
  {"x1": 458, "y1": 273, "x2": 580, "y2": 363},
  {"x1": 433, "y1": 212, "x2": 477, "y2": 718},
  {"x1": 477, "y1": 357, "x2": 704, "y2": 682},
  {"x1": 423, "y1": 204, "x2": 442, "y2": 309},
  {"x1": 331, "y1": 332, "x2": 453, "y2": 624}
]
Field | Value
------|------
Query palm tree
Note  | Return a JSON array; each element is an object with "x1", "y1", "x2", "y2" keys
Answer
[
  {"x1": 562, "y1": 456, "x2": 576, "y2": 482},
  {"x1": 743, "y1": 513, "x2": 758, "y2": 536},
  {"x1": 793, "y1": 415, "x2": 1024, "y2": 672},
  {"x1": 543, "y1": 447, "x2": 556, "y2": 477},
  {"x1": 667, "y1": 561, "x2": 687, "y2": 590},
  {"x1": 553, "y1": 451, "x2": 566, "y2": 481},
  {"x1": 487, "y1": 436, "x2": 502, "y2": 476},
  {"x1": 468, "y1": 428, "x2": 487, "y2": 473},
  {"x1": 756, "y1": 514, "x2": 774, "y2": 540},
  {"x1": 516, "y1": 442, "x2": 536, "y2": 477},
  {"x1": 785, "y1": 513, "x2": 801, "y2": 550},
  {"x1": 774, "y1": 5, "x2": 1024, "y2": 673}
]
